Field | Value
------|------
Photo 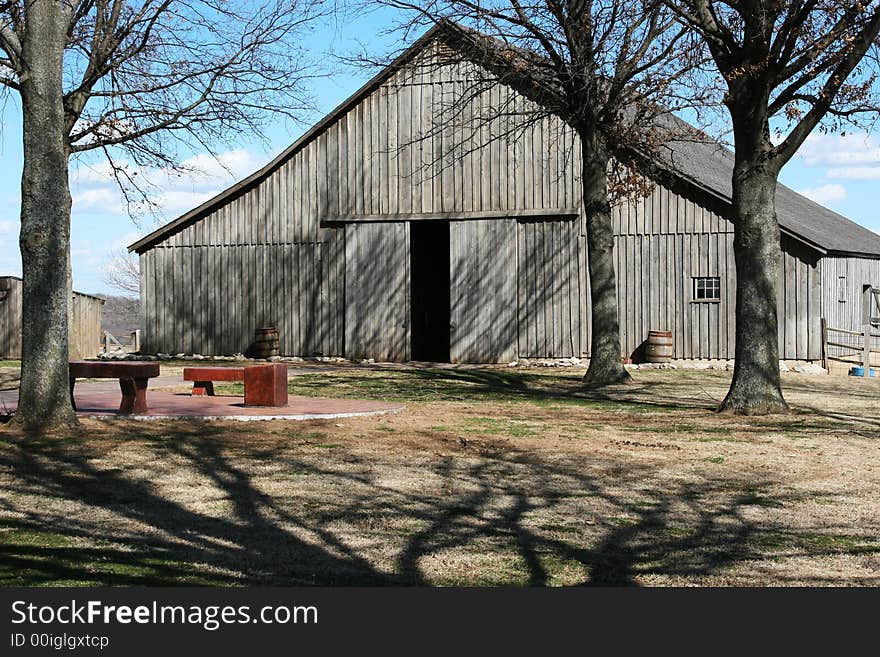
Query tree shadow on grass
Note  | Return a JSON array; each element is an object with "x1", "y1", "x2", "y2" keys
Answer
[
  {"x1": 0, "y1": 423, "x2": 876, "y2": 587},
  {"x1": 291, "y1": 368, "x2": 703, "y2": 413},
  {"x1": 0, "y1": 429, "x2": 404, "y2": 586},
  {"x1": 364, "y1": 368, "x2": 880, "y2": 431}
]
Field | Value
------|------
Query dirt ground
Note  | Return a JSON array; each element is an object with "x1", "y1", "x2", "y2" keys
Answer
[{"x1": 0, "y1": 365, "x2": 878, "y2": 586}]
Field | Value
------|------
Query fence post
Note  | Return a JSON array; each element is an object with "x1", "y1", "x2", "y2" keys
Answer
[
  {"x1": 863, "y1": 285, "x2": 872, "y2": 378},
  {"x1": 820, "y1": 317, "x2": 828, "y2": 371}
]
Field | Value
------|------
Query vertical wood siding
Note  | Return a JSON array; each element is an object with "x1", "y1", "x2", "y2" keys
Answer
[
  {"x1": 140, "y1": 50, "x2": 581, "y2": 359},
  {"x1": 517, "y1": 219, "x2": 586, "y2": 358},
  {"x1": 141, "y1": 235, "x2": 344, "y2": 357},
  {"x1": 0, "y1": 277, "x2": 22, "y2": 358},
  {"x1": 450, "y1": 219, "x2": 517, "y2": 363},
  {"x1": 777, "y1": 238, "x2": 822, "y2": 361},
  {"x1": 821, "y1": 255, "x2": 880, "y2": 331},
  {"x1": 0, "y1": 277, "x2": 104, "y2": 359},
  {"x1": 612, "y1": 184, "x2": 735, "y2": 360},
  {"x1": 610, "y1": 188, "x2": 821, "y2": 361},
  {"x1": 344, "y1": 223, "x2": 410, "y2": 361},
  {"x1": 69, "y1": 293, "x2": 105, "y2": 360},
  {"x1": 138, "y1": 45, "x2": 833, "y2": 363}
]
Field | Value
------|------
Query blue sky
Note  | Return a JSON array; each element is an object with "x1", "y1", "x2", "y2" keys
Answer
[{"x1": 1, "y1": 8, "x2": 879, "y2": 296}]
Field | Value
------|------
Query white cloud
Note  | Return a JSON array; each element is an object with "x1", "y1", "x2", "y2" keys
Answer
[
  {"x1": 798, "y1": 133, "x2": 880, "y2": 167},
  {"x1": 4, "y1": 148, "x2": 273, "y2": 292},
  {"x1": 152, "y1": 190, "x2": 219, "y2": 218},
  {"x1": 824, "y1": 167, "x2": 880, "y2": 181},
  {"x1": 0, "y1": 219, "x2": 22, "y2": 275},
  {"x1": 70, "y1": 148, "x2": 270, "y2": 222},
  {"x1": 71, "y1": 187, "x2": 128, "y2": 216},
  {"x1": 799, "y1": 183, "x2": 848, "y2": 206},
  {"x1": 795, "y1": 133, "x2": 880, "y2": 181},
  {"x1": 0, "y1": 219, "x2": 18, "y2": 237},
  {"x1": 0, "y1": 254, "x2": 21, "y2": 277},
  {"x1": 108, "y1": 231, "x2": 143, "y2": 252},
  {"x1": 178, "y1": 149, "x2": 266, "y2": 187},
  {"x1": 74, "y1": 148, "x2": 266, "y2": 193}
]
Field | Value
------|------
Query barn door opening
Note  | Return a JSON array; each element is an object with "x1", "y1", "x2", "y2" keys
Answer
[{"x1": 410, "y1": 221, "x2": 450, "y2": 362}]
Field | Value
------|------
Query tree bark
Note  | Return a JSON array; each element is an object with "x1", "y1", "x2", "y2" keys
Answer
[
  {"x1": 721, "y1": 155, "x2": 789, "y2": 415},
  {"x1": 13, "y1": 0, "x2": 78, "y2": 431},
  {"x1": 580, "y1": 131, "x2": 631, "y2": 386}
]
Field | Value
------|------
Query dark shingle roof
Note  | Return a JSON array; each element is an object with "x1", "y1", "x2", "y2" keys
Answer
[{"x1": 660, "y1": 129, "x2": 880, "y2": 257}]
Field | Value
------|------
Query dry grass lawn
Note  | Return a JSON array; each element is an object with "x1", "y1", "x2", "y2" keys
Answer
[{"x1": 0, "y1": 365, "x2": 878, "y2": 586}]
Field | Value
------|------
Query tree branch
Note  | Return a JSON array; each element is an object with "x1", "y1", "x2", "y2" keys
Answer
[{"x1": 773, "y1": 7, "x2": 880, "y2": 163}]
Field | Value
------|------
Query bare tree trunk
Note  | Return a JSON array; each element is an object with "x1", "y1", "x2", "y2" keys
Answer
[
  {"x1": 581, "y1": 132, "x2": 631, "y2": 386},
  {"x1": 13, "y1": 0, "x2": 78, "y2": 431},
  {"x1": 721, "y1": 157, "x2": 789, "y2": 415}
]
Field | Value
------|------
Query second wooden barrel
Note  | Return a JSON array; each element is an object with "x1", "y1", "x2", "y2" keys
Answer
[
  {"x1": 252, "y1": 327, "x2": 280, "y2": 358},
  {"x1": 644, "y1": 330, "x2": 673, "y2": 363}
]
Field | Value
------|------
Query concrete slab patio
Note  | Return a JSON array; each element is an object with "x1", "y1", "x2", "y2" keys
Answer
[{"x1": 0, "y1": 377, "x2": 404, "y2": 422}]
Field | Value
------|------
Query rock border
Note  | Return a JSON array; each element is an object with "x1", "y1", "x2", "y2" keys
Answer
[{"x1": 99, "y1": 352, "x2": 828, "y2": 375}]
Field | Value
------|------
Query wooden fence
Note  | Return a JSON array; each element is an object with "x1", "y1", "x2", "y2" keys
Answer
[
  {"x1": 822, "y1": 285, "x2": 880, "y2": 376},
  {"x1": 1, "y1": 277, "x2": 105, "y2": 360},
  {"x1": 101, "y1": 330, "x2": 142, "y2": 356}
]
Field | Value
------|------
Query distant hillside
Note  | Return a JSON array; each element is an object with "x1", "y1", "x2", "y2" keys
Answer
[{"x1": 98, "y1": 294, "x2": 141, "y2": 336}]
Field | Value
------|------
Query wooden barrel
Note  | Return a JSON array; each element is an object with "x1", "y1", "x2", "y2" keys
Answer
[
  {"x1": 252, "y1": 327, "x2": 280, "y2": 358},
  {"x1": 644, "y1": 330, "x2": 673, "y2": 363}
]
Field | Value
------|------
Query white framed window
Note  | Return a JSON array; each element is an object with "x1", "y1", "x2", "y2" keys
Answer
[
  {"x1": 837, "y1": 276, "x2": 847, "y2": 303},
  {"x1": 693, "y1": 276, "x2": 721, "y2": 302}
]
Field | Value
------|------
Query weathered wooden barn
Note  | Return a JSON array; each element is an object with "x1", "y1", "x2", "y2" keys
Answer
[
  {"x1": 0, "y1": 276, "x2": 105, "y2": 360},
  {"x1": 130, "y1": 28, "x2": 880, "y2": 364}
]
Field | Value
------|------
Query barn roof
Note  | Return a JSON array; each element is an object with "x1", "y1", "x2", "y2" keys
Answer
[
  {"x1": 130, "y1": 24, "x2": 880, "y2": 258},
  {"x1": 658, "y1": 126, "x2": 880, "y2": 257}
]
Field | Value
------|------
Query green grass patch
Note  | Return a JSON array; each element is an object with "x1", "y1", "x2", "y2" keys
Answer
[
  {"x1": 754, "y1": 531, "x2": 879, "y2": 556},
  {"x1": 0, "y1": 524, "x2": 229, "y2": 586},
  {"x1": 460, "y1": 417, "x2": 539, "y2": 438},
  {"x1": 430, "y1": 552, "x2": 588, "y2": 587},
  {"x1": 662, "y1": 527, "x2": 690, "y2": 538},
  {"x1": 629, "y1": 423, "x2": 733, "y2": 435},
  {"x1": 608, "y1": 516, "x2": 639, "y2": 528}
]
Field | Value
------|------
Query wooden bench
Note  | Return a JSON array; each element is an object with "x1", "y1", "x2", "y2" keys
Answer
[
  {"x1": 183, "y1": 364, "x2": 288, "y2": 407},
  {"x1": 69, "y1": 361, "x2": 161, "y2": 415},
  {"x1": 183, "y1": 367, "x2": 245, "y2": 397}
]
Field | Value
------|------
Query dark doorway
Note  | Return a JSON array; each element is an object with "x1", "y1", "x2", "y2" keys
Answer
[{"x1": 410, "y1": 221, "x2": 450, "y2": 362}]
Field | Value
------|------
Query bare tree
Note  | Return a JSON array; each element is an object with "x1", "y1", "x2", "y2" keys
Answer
[
  {"x1": 0, "y1": 0, "x2": 328, "y2": 431},
  {"x1": 378, "y1": 2, "x2": 707, "y2": 385},
  {"x1": 102, "y1": 248, "x2": 141, "y2": 297},
  {"x1": 662, "y1": 1, "x2": 880, "y2": 415}
]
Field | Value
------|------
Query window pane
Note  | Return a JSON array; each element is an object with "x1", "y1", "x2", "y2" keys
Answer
[{"x1": 693, "y1": 277, "x2": 720, "y2": 301}]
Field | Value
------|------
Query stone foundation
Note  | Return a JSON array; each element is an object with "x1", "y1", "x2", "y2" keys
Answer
[{"x1": 507, "y1": 357, "x2": 827, "y2": 374}]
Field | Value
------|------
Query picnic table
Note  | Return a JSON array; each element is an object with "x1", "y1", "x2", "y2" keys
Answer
[{"x1": 69, "y1": 361, "x2": 161, "y2": 415}]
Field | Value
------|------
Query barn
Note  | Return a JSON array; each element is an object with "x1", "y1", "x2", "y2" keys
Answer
[
  {"x1": 0, "y1": 276, "x2": 105, "y2": 360},
  {"x1": 130, "y1": 27, "x2": 880, "y2": 364}
]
